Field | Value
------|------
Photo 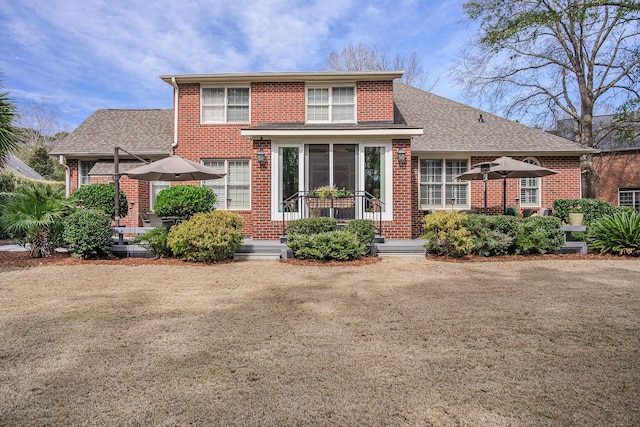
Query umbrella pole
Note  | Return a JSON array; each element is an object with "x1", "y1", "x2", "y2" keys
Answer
[
  {"x1": 502, "y1": 176, "x2": 507, "y2": 214},
  {"x1": 483, "y1": 177, "x2": 488, "y2": 215}
]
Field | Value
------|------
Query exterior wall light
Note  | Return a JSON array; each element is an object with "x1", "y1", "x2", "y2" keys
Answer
[
  {"x1": 256, "y1": 148, "x2": 266, "y2": 164},
  {"x1": 397, "y1": 147, "x2": 406, "y2": 164}
]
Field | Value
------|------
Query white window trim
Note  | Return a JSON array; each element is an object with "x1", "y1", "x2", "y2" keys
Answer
[
  {"x1": 619, "y1": 188, "x2": 640, "y2": 211},
  {"x1": 271, "y1": 142, "x2": 305, "y2": 221},
  {"x1": 270, "y1": 141, "x2": 394, "y2": 221},
  {"x1": 418, "y1": 157, "x2": 471, "y2": 210},
  {"x1": 201, "y1": 159, "x2": 251, "y2": 210},
  {"x1": 79, "y1": 160, "x2": 95, "y2": 187},
  {"x1": 150, "y1": 181, "x2": 171, "y2": 210},
  {"x1": 359, "y1": 141, "x2": 393, "y2": 221},
  {"x1": 519, "y1": 157, "x2": 542, "y2": 208},
  {"x1": 305, "y1": 84, "x2": 357, "y2": 124},
  {"x1": 200, "y1": 86, "x2": 250, "y2": 124}
]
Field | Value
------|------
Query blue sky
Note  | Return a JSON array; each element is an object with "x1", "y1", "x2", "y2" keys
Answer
[{"x1": 1, "y1": 0, "x2": 478, "y2": 131}]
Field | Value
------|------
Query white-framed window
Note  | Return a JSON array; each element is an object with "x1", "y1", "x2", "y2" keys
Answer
[
  {"x1": 619, "y1": 188, "x2": 640, "y2": 211},
  {"x1": 150, "y1": 181, "x2": 170, "y2": 210},
  {"x1": 419, "y1": 158, "x2": 469, "y2": 209},
  {"x1": 306, "y1": 86, "x2": 355, "y2": 123},
  {"x1": 201, "y1": 159, "x2": 251, "y2": 209},
  {"x1": 79, "y1": 161, "x2": 96, "y2": 186},
  {"x1": 201, "y1": 87, "x2": 250, "y2": 124},
  {"x1": 520, "y1": 157, "x2": 541, "y2": 207}
]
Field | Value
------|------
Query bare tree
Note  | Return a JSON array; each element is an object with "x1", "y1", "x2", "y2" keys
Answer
[
  {"x1": 324, "y1": 43, "x2": 438, "y2": 90},
  {"x1": 453, "y1": 0, "x2": 640, "y2": 197}
]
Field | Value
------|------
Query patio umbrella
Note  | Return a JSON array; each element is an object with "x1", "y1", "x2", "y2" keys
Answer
[
  {"x1": 456, "y1": 156, "x2": 559, "y2": 213},
  {"x1": 124, "y1": 155, "x2": 226, "y2": 181}
]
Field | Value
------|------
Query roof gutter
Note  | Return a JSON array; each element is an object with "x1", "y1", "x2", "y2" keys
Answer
[{"x1": 171, "y1": 77, "x2": 179, "y2": 151}]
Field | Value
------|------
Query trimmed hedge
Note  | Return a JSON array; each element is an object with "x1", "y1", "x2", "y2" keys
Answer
[
  {"x1": 153, "y1": 185, "x2": 216, "y2": 220},
  {"x1": 422, "y1": 211, "x2": 473, "y2": 257},
  {"x1": 62, "y1": 209, "x2": 113, "y2": 259},
  {"x1": 70, "y1": 183, "x2": 128, "y2": 220},
  {"x1": 166, "y1": 210, "x2": 243, "y2": 262},
  {"x1": 515, "y1": 216, "x2": 564, "y2": 254},
  {"x1": 465, "y1": 214, "x2": 520, "y2": 256},
  {"x1": 343, "y1": 219, "x2": 376, "y2": 247},
  {"x1": 285, "y1": 217, "x2": 337, "y2": 235},
  {"x1": 131, "y1": 226, "x2": 172, "y2": 258},
  {"x1": 287, "y1": 231, "x2": 368, "y2": 261}
]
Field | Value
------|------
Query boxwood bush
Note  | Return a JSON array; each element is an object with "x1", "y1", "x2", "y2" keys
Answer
[
  {"x1": 154, "y1": 185, "x2": 216, "y2": 220},
  {"x1": 166, "y1": 210, "x2": 243, "y2": 262},
  {"x1": 285, "y1": 217, "x2": 337, "y2": 235},
  {"x1": 465, "y1": 214, "x2": 520, "y2": 256},
  {"x1": 552, "y1": 198, "x2": 614, "y2": 224},
  {"x1": 70, "y1": 183, "x2": 128, "y2": 220},
  {"x1": 587, "y1": 211, "x2": 640, "y2": 256},
  {"x1": 287, "y1": 230, "x2": 368, "y2": 261},
  {"x1": 62, "y1": 209, "x2": 113, "y2": 259},
  {"x1": 422, "y1": 211, "x2": 473, "y2": 257},
  {"x1": 343, "y1": 219, "x2": 376, "y2": 247},
  {"x1": 515, "y1": 216, "x2": 564, "y2": 254}
]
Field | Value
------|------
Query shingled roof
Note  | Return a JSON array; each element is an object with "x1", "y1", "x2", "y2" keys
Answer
[
  {"x1": 50, "y1": 109, "x2": 173, "y2": 157},
  {"x1": 394, "y1": 83, "x2": 591, "y2": 155}
]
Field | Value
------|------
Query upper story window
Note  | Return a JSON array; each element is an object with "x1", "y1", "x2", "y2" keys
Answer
[
  {"x1": 306, "y1": 86, "x2": 355, "y2": 123},
  {"x1": 201, "y1": 87, "x2": 250, "y2": 124}
]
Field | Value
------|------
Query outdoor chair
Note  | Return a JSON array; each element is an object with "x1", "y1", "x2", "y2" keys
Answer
[{"x1": 141, "y1": 212, "x2": 163, "y2": 227}]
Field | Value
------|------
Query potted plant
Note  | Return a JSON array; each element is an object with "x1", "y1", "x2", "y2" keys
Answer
[
  {"x1": 568, "y1": 204, "x2": 584, "y2": 226},
  {"x1": 306, "y1": 186, "x2": 355, "y2": 209}
]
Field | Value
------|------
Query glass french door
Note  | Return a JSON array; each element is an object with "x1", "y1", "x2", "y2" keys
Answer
[
  {"x1": 307, "y1": 144, "x2": 356, "y2": 191},
  {"x1": 307, "y1": 144, "x2": 357, "y2": 219}
]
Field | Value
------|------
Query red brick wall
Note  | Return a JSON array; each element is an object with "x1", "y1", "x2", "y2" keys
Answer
[
  {"x1": 411, "y1": 155, "x2": 582, "y2": 237},
  {"x1": 594, "y1": 151, "x2": 640, "y2": 205},
  {"x1": 357, "y1": 81, "x2": 395, "y2": 122}
]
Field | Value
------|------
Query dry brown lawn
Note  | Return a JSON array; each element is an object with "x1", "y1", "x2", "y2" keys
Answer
[{"x1": 1, "y1": 257, "x2": 639, "y2": 426}]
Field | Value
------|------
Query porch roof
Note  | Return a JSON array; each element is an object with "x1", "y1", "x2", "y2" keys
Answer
[
  {"x1": 88, "y1": 160, "x2": 147, "y2": 176},
  {"x1": 241, "y1": 122, "x2": 423, "y2": 139}
]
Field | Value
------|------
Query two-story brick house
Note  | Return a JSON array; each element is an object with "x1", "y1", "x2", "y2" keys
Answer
[{"x1": 52, "y1": 71, "x2": 590, "y2": 239}]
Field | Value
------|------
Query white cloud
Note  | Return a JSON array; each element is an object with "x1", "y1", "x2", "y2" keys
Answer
[{"x1": 1, "y1": 0, "x2": 477, "y2": 128}]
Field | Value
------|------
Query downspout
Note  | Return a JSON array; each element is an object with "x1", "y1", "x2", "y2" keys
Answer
[
  {"x1": 171, "y1": 77, "x2": 179, "y2": 152},
  {"x1": 59, "y1": 155, "x2": 70, "y2": 198}
]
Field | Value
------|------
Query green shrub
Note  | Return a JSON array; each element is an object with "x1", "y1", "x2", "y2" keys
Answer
[
  {"x1": 552, "y1": 198, "x2": 614, "y2": 224},
  {"x1": 286, "y1": 217, "x2": 337, "y2": 235},
  {"x1": 422, "y1": 211, "x2": 473, "y2": 257},
  {"x1": 587, "y1": 211, "x2": 640, "y2": 256},
  {"x1": 62, "y1": 209, "x2": 113, "y2": 259},
  {"x1": 131, "y1": 226, "x2": 172, "y2": 258},
  {"x1": 515, "y1": 216, "x2": 564, "y2": 254},
  {"x1": 166, "y1": 211, "x2": 243, "y2": 262},
  {"x1": 344, "y1": 219, "x2": 376, "y2": 247},
  {"x1": 611, "y1": 205, "x2": 637, "y2": 215},
  {"x1": 70, "y1": 183, "x2": 128, "y2": 220},
  {"x1": 287, "y1": 231, "x2": 368, "y2": 261},
  {"x1": 153, "y1": 185, "x2": 216, "y2": 220},
  {"x1": 465, "y1": 214, "x2": 520, "y2": 256}
]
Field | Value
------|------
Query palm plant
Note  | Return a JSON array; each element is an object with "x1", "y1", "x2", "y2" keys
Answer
[
  {"x1": 0, "y1": 78, "x2": 19, "y2": 167},
  {"x1": 0, "y1": 183, "x2": 73, "y2": 257}
]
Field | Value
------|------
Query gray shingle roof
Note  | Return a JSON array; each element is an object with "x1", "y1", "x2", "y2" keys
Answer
[
  {"x1": 394, "y1": 83, "x2": 592, "y2": 155},
  {"x1": 2, "y1": 154, "x2": 46, "y2": 180},
  {"x1": 50, "y1": 109, "x2": 173, "y2": 156}
]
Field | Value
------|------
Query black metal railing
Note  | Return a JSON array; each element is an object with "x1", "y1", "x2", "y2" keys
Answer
[{"x1": 279, "y1": 190, "x2": 384, "y2": 237}]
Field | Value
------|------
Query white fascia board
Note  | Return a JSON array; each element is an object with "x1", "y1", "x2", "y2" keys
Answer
[{"x1": 241, "y1": 128, "x2": 423, "y2": 138}]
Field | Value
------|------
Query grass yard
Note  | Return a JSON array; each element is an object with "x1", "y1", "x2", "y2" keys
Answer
[{"x1": 0, "y1": 258, "x2": 639, "y2": 426}]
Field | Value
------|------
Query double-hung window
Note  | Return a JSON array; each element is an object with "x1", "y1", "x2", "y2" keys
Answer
[
  {"x1": 201, "y1": 87, "x2": 250, "y2": 123},
  {"x1": 419, "y1": 158, "x2": 469, "y2": 209},
  {"x1": 306, "y1": 86, "x2": 355, "y2": 123},
  {"x1": 201, "y1": 159, "x2": 250, "y2": 210},
  {"x1": 619, "y1": 188, "x2": 640, "y2": 211},
  {"x1": 520, "y1": 158, "x2": 541, "y2": 207},
  {"x1": 79, "y1": 161, "x2": 96, "y2": 186}
]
